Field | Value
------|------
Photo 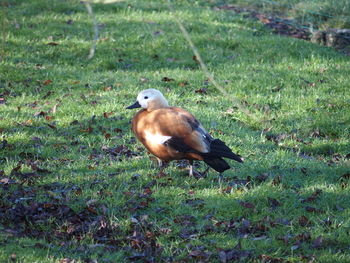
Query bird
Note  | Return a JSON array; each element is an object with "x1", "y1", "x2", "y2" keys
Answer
[{"x1": 126, "y1": 89, "x2": 243, "y2": 176}]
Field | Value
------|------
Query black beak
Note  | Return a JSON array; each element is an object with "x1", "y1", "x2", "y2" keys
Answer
[{"x1": 126, "y1": 101, "x2": 141, "y2": 109}]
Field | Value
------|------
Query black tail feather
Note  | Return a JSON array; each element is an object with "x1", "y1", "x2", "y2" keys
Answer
[
  {"x1": 204, "y1": 158, "x2": 230, "y2": 173},
  {"x1": 201, "y1": 139, "x2": 243, "y2": 172},
  {"x1": 207, "y1": 139, "x2": 243, "y2": 163}
]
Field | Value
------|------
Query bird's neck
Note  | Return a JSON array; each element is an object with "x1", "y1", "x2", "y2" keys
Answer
[{"x1": 147, "y1": 99, "x2": 169, "y2": 111}]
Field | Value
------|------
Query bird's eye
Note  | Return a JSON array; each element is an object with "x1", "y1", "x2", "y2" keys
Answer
[{"x1": 144, "y1": 96, "x2": 148, "y2": 99}]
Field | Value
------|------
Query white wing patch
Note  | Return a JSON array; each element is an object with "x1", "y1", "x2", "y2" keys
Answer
[{"x1": 144, "y1": 131, "x2": 171, "y2": 145}]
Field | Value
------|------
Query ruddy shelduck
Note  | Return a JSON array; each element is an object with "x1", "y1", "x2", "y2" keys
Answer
[{"x1": 126, "y1": 89, "x2": 243, "y2": 175}]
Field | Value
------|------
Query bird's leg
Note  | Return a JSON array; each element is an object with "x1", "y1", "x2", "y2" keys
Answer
[
  {"x1": 159, "y1": 162, "x2": 169, "y2": 172},
  {"x1": 189, "y1": 160, "x2": 194, "y2": 177},
  {"x1": 188, "y1": 160, "x2": 206, "y2": 178},
  {"x1": 218, "y1": 173, "x2": 223, "y2": 188},
  {"x1": 157, "y1": 159, "x2": 169, "y2": 176},
  {"x1": 157, "y1": 158, "x2": 163, "y2": 168},
  {"x1": 203, "y1": 166, "x2": 210, "y2": 175}
]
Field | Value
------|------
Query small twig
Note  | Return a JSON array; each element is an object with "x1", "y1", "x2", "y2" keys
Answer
[
  {"x1": 1, "y1": 1, "x2": 8, "y2": 62},
  {"x1": 84, "y1": 1, "x2": 99, "y2": 59},
  {"x1": 167, "y1": 1, "x2": 260, "y2": 122}
]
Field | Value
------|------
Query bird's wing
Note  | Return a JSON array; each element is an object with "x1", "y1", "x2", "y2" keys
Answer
[{"x1": 148, "y1": 107, "x2": 211, "y2": 154}]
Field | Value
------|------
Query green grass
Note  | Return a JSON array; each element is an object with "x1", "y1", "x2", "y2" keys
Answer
[
  {"x1": 1, "y1": 0, "x2": 350, "y2": 262},
  {"x1": 215, "y1": 0, "x2": 350, "y2": 29}
]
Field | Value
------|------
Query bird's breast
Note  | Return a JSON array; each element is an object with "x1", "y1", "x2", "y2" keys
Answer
[{"x1": 144, "y1": 131, "x2": 172, "y2": 146}]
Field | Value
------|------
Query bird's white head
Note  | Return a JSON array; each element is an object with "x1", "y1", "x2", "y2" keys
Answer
[{"x1": 126, "y1": 89, "x2": 169, "y2": 111}]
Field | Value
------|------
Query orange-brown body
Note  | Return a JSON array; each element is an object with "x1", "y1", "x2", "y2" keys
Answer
[
  {"x1": 131, "y1": 107, "x2": 207, "y2": 162},
  {"x1": 127, "y1": 89, "x2": 243, "y2": 174}
]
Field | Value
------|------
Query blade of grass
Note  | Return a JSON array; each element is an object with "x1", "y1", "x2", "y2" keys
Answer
[{"x1": 167, "y1": 0, "x2": 261, "y2": 123}]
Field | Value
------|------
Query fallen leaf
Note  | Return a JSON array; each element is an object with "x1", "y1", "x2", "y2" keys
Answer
[
  {"x1": 272, "y1": 175, "x2": 281, "y2": 185},
  {"x1": 322, "y1": 217, "x2": 333, "y2": 227},
  {"x1": 179, "y1": 81, "x2": 188, "y2": 87},
  {"x1": 159, "y1": 227, "x2": 171, "y2": 234},
  {"x1": 301, "y1": 167, "x2": 308, "y2": 175},
  {"x1": 255, "y1": 173, "x2": 269, "y2": 182},
  {"x1": 81, "y1": 127, "x2": 93, "y2": 133},
  {"x1": 312, "y1": 235, "x2": 323, "y2": 249},
  {"x1": 189, "y1": 247, "x2": 210, "y2": 260},
  {"x1": 229, "y1": 176, "x2": 251, "y2": 188},
  {"x1": 70, "y1": 120, "x2": 79, "y2": 125},
  {"x1": 161, "y1": 77, "x2": 174, "y2": 82},
  {"x1": 239, "y1": 201, "x2": 255, "y2": 209},
  {"x1": 222, "y1": 186, "x2": 233, "y2": 194},
  {"x1": 103, "y1": 112, "x2": 113, "y2": 118},
  {"x1": 267, "y1": 197, "x2": 281, "y2": 209},
  {"x1": 1, "y1": 139, "x2": 8, "y2": 149},
  {"x1": 340, "y1": 173, "x2": 350, "y2": 181},
  {"x1": 34, "y1": 111, "x2": 47, "y2": 117},
  {"x1": 301, "y1": 189, "x2": 322, "y2": 203},
  {"x1": 153, "y1": 30, "x2": 163, "y2": 36},
  {"x1": 219, "y1": 249, "x2": 251, "y2": 263},
  {"x1": 258, "y1": 254, "x2": 284, "y2": 263},
  {"x1": 43, "y1": 79, "x2": 53, "y2": 85},
  {"x1": 143, "y1": 187, "x2": 152, "y2": 196},
  {"x1": 139, "y1": 77, "x2": 149, "y2": 83},
  {"x1": 42, "y1": 91, "x2": 54, "y2": 99},
  {"x1": 298, "y1": 215, "x2": 311, "y2": 227},
  {"x1": 59, "y1": 258, "x2": 73, "y2": 263},
  {"x1": 183, "y1": 198, "x2": 205, "y2": 207},
  {"x1": 274, "y1": 218, "x2": 291, "y2": 226},
  {"x1": 47, "y1": 123, "x2": 56, "y2": 129},
  {"x1": 156, "y1": 171, "x2": 168, "y2": 178},
  {"x1": 87, "y1": 206, "x2": 97, "y2": 214},
  {"x1": 174, "y1": 215, "x2": 196, "y2": 226},
  {"x1": 300, "y1": 255, "x2": 316, "y2": 263},
  {"x1": 305, "y1": 206, "x2": 323, "y2": 213},
  {"x1": 0, "y1": 178, "x2": 10, "y2": 184},
  {"x1": 103, "y1": 145, "x2": 138, "y2": 158},
  {"x1": 225, "y1": 108, "x2": 235, "y2": 114},
  {"x1": 51, "y1": 104, "x2": 57, "y2": 114},
  {"x1": 195, "y1": 88, "x2": 207, "y2": 94},
  {"x1": 31, "y1": 164, "x2": 50, "y2": 173},
  {"x1": 271, "y1": 86, "x2": 282, "y2": 92},
  {"x1": 336, "y1": 205, "x2": 344, "y2": 211}
]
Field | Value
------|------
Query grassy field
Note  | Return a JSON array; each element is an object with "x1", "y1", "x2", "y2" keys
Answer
[
  {"x1": 220, "y1": 0, "x2": 350, "y2": 29},
  {"x1": 1, "y1": 0, "x2": 350, "y2": 262}
]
